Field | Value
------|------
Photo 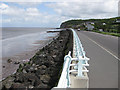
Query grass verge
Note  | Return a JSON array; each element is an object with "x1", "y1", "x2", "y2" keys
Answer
[{"x1": 92, "y1": 30, "x2": 120, "y2": 37}]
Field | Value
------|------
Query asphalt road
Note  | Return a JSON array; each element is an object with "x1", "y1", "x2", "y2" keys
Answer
[{"x1": 76, "y1": 30, "x2": 118, "y2": 88}]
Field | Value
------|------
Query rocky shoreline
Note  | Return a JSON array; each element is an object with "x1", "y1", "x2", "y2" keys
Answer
[{"x1": 1, "y1": 29, "x2": 73, "y2": 89}]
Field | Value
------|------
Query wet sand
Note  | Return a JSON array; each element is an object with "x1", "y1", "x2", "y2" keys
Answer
[{"x1": 1, "y1": 35, "x2": 58, "y2": 81}]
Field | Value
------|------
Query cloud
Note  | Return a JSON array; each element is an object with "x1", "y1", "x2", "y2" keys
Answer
[
  {"x1": 0, "y1": 3, "x2": 9, "y2": 10},
  {"x1": 17, "y1": 2, "x2": 42, "y2": 8},
  {"x1": 2, "y1": 19, "x2": 11, "y2": 23},
  {"x1": 0, "y1": 3, "x2": 68, "y2": 27},
  {"x1": 1, "y1": 4, "x2": 41, "y2": 17},
  {"x1": 26, "y1": 8, "x2": 40, "y2": 16},
  {"x1": 0, "y1": 0, "x2": 119, "y2": 3},
  {"x1": 47, "y1": 0, "x2": 118, "y2": 19},
  {"x1": 0, "y1": 1, "x2": 119, "y2": 27},
  {"x1": 0, "y1": 4, "x2": 25, "y2": 16}
]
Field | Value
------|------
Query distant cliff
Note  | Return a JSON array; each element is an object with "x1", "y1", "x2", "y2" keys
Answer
[
  {"x1": 60, "y1": 17, "x2": 120, "y2": 33},
  {"x1": 60, "y1": 19, "x2": 84, "y2": 28}
]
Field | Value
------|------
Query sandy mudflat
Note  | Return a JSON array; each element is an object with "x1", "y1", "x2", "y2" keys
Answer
[{"x1": 1, "y1": 37, "x2": 56, "y2": 81}]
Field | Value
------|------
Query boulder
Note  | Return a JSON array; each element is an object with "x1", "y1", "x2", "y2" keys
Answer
[
  {"x1": 7, "y1": 59, "x2": 12, "y2": 63},
  {"x1": 38, "y1": 65, "x2": 47, "y2": 70},
  {"x1": 3, "y1": 66, "x2": 5, "y2": 68},
  {"x1": 28, "y1": 85, "x2": 34, "y2": 89},
  {"x1": 1, "y1": 76, "x2": 15, "y2": 89},
  {"x1": 22, "y1": 69, "x2": 27, "y2": 73},
  {"x1": 14, "y1": 61, "x2": 20, "y2": 64},
  {"x1": 35, "y1": 69, "x2": 46, "y2": 76},
  {"x1": 14, "y1": 73, "x2": 41, "y2": 86},
  {"x1": 40, "y1": 75, "x2": 50, "y2": 84},
  {"x1": 10, "y1": 83, "x2": 26, "y2": 88},
  {"x1": 36, "y1": 83, "x2": 48, "y2": 88}
]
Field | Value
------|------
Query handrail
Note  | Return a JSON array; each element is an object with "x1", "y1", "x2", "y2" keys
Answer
[
  {"x1": 71, "y1": 29, "x2": 89, "y2": 77},
  {"x1": 56, "y1": 51, "x2": 72, "y2": 88},
  {"x1": 53, "y1": 29, "x2": 90, "y2": 89}
]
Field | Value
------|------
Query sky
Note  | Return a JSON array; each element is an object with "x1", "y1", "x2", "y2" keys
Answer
[{"x1": 0, "y1": 0, "x2": 119, "y2": 27}]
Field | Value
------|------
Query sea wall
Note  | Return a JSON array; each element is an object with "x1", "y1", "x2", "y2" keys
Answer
[{"x1": 1, "y1": 29, "x2": 73, "y2": 89}]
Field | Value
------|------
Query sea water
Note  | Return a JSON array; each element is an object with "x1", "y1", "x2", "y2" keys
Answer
[{"x1": 1, "y1": 27, "x2": 59, "y2": 58}]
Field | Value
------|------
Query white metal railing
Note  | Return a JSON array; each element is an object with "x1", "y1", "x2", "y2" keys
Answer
[
  {"x1": 71, "y1": 29, "x2": 90, "y2": 77},
  {"x1": 56, "y1": 51, "x2": 72, "y2": 88},
  {"x1": 53, "y1": 29, "x2": 90, "y2": 89}
]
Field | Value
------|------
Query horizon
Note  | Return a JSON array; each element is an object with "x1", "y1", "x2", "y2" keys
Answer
[
  {"x1": 0, "y1": 1, "x2": 119, "y2": 27},
  {"x1": 1, "y1": 16, "x2": 119, "y2": 28}
]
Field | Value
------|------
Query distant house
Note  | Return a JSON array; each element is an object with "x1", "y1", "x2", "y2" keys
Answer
[
  {"x1": 116, "y1": 19, "x2": 120, "y2": 23},
  {"x1": 113, "y1": 19, "x2": 120, "y2": 24},
  {"x1": 83, "y1": 23, "x2": 86, "y2": 26},
  {"x1": 91, "y1": 22, "x2": 95, "y2": 25},
  {"x1": 85, "y1": 22, "x2": 94, "y2": 30},
  {"x1": 72, "y1": 25, "x2": 77, "y2": 28},
  {"x1": 103, "y1": 23, "x2": 106, "y2": 25},
  {"x1": 99, "y1": 29, "x2": 103, "y2": 32},
  {"x1": 112, "y1": 19, "x2": 120, "y2": 24}
]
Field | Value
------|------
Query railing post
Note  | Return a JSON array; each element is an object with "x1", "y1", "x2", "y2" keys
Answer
[{"x1": 78, "y1": 59, "x2": 83, "y2": 77}]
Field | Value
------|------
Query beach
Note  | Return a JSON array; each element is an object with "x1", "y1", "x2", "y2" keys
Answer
[
  {"x1": 1, "y1": 27, "x2": 59, "y2": 81},
  {"x1": 1, "y1": 29, "x2": 73, "y2": 89}
]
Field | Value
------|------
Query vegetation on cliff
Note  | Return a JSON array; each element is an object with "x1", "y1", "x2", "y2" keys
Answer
[{"x1": 60, "y1": 17, "x2": 120, "y2": 36}]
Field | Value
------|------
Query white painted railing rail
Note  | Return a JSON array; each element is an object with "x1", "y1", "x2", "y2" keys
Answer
[
  {"x1": 71, "y1": 29, "x2": 90, "y2": 77},
  {"x1": 52, "y1": 29, "x2": 90, "y2": 89},
  {"x1": 57, "y1": 51, "x2": 72, "y2": 88}
]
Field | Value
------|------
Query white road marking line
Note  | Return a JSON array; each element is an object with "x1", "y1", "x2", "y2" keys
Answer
[{"x1": 87, "y1": 37, "x2": 120, "y2": 61}]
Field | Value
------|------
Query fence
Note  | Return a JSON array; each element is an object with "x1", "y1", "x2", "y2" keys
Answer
[{"x1": 53, "y1": 29, "x2": 90, "y2": 88}]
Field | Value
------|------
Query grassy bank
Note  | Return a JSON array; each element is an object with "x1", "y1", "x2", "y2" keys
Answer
[{"x1": 92, "y1": 30, "x2": 120, "y2": 37}]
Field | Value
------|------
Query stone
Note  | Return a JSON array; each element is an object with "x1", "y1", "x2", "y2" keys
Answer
[
  {"x1": 38, "y1": 65, "x2": 47, "y2": 70},
  {"x1": 30, "y1": 67, "x2": 34, "y2": 71},
  {"x1": 32, "y1": 64, "x2": 36, "y2": 66},
  {"x1": 52, "y1": 55, "x2": 57, "y2": 58},
  {"x1": 2, "y1": 77, "x2": 15, "y2": 89},
  {"x1": 14, "y1": 61, "x2": 20, "y2": 64},
  {"x1": 36, "y1": 83, "x2": 48, "y2": 88},
  {"x1": 14, "y1": 73, "x2": 41, "y2": 86},
  {"x1": 11, "y1": 83, "x2": 26, "y2": 88},
  {"x1": 36, "y1": 65, "x2": 39, "y2": 67},
  {"x1": 22, "y1": 69, "x2": 27, "y2": 73},
  {"x1": 7, "y1": 59, "x2": 12, "y2": 63},
  {"x1": 20, "y1": 63, "x2": 24, "y2": 67},
  {"x1": 59, "y1": 40, "x2": 63, "y2": 43},
  {"x1": 36, "y1": 69, "x2": 46, "y2": 76},
  {"x1": 34, "y1": 68, "x2": 38, "y2": 71},
  {"x1": 44, "y1": 62, "x2": 50, "y2": 68},
  {"x1": 49, "y1": 60, "x2": 55, "y2": 65},
  {"x1": 40, "y1": 75, "x2": 50, "y2": 84},
  {"x1": 3, "y1": 66, "x2": 5, "y2": 68},
  {"x1": 28, "y1": 85, "x2": 34, "y2": 89},
  {"x1": 26, "y1": 66, "x2": 36, "y2": 73}
]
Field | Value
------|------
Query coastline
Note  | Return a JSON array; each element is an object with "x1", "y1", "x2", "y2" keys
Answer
[
  {"x1": 1, "y1": 33, "x2": 58, "y2": 81},
  {"x1": 1, "y1": 29, "x2": 73, "y2": 89}
]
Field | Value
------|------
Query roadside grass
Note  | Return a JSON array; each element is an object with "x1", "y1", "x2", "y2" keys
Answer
[{"x1": 92, "y1": 30, "x2": 120, "y2": 37}]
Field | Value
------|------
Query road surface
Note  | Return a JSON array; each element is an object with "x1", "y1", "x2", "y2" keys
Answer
[{"x1": 76, "y1": 30, "x2": 118, "y2": 88}]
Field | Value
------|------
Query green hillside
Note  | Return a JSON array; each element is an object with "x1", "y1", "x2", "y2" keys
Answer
[{"x1": 60, "y1": 17, "x2": 120, "y2": 34}]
